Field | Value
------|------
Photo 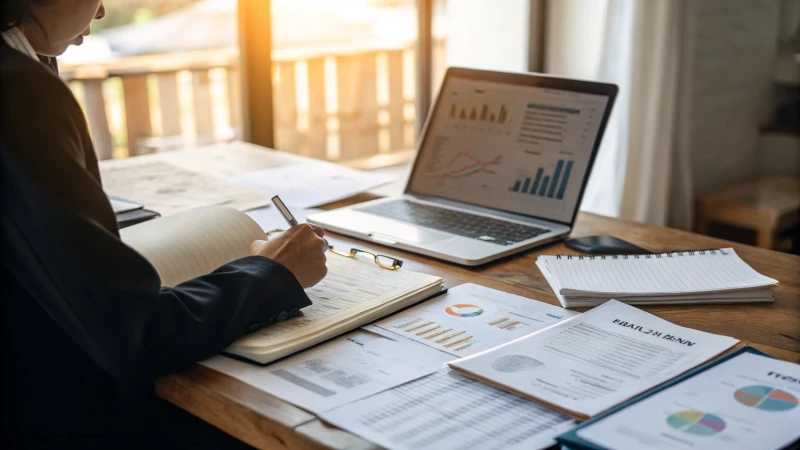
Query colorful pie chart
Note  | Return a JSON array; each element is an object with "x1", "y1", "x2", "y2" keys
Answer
[
  {"x1": 666, "y1": 410, "x2": 726, "y2": 436},
  {"x1": 734, "y1": 385, "x2": 798, "y2": 412},
  {"x1": 445, "y1": 304, "x2": 484, "y2": 317}
]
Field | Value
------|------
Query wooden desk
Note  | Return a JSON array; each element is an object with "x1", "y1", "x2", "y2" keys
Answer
[{"x1": 154, "y1": 195, "x2": 800, "y2": 450}]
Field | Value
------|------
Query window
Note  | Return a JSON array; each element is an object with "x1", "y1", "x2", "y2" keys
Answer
[
  {"x1": 432, "y1": 0, "x2": 533, "y2": 91},
  {"x1": 269, "y1": 0, "x2": 419, "y2": 163},
  {"x1": 59, "y1": 0, "x2": 243, "y2": 159},
  {"x1": 60, "y1": 0, "x2": 544, "y2": 168}
]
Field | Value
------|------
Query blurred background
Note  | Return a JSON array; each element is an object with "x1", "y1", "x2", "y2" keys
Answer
[{"x1": 58, "y1": 0, "x2": 799, "y2": 253}]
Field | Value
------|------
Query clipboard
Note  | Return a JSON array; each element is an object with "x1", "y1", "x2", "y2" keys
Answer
[{"x1": 555, "y1": 346, "x2": 781, "y2": 450}]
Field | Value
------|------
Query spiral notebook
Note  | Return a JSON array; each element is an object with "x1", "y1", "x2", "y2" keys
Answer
[{"x1": 536, "y1": 248, "x2": 778, "y2": 308}]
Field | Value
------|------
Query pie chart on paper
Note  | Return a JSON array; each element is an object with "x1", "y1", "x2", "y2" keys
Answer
[
  {"x1": 734, "y1": 385, "x2": 799, "y2": 412},
  {"x1": 445, "y1": 304, "x2": 484, "y2": 317},
  {"x1": 666, "y1": 410, "x2": 726, "y2": 436}
]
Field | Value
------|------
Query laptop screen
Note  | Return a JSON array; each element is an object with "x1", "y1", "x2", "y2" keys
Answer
[{"x1": 407, "y1": 75, "x2": 612, "y2": 225}]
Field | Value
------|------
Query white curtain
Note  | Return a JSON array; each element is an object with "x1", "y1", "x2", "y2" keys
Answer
[{"x1": 547, "y1": 0, "x2": 693, "y2": 228}]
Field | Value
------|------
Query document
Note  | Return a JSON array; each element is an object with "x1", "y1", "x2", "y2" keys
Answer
[
  {"x1": 225, "y1": 163, "x2": 393, "y2": 208},
  {"x1": 100, "y1": 158, "x2": 271, "y2": 216},
  {"x1": 224, "y1": 253, "x2": 444, "y2": 364},
  {"x1": 202, "y1": 329, "x2": 452, "y2": 414},
  {"x1": 155, "y1": 141, "x2": 292, "y2": 177},
  {"x1": 372, "y1": 283, "x2": 578, "y2": 356},
  {"x1": 449, "y1": 300, "x2": 739, "y2": 418},
  {"x1": 576, "y1": 352, "x2": 800, "y2": 450},
  {"x1": 320, "y1": 368, "x2": 575, "y2": 450}
]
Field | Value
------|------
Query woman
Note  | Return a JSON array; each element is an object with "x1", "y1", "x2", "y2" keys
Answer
[{"x1": 1, "y1": 1, "x2": 328, "y2": 447}]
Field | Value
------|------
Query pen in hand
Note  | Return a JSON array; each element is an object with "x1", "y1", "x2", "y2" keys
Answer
[{"x1": 271, "y1": 195, "x2": 330, "y2": 252}]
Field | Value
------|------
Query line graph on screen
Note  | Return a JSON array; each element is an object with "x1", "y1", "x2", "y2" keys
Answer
[{"x1": 425, "y1": 151, "x2": 503, "y2": 179}]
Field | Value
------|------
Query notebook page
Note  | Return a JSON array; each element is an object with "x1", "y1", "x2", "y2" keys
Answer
[
  {"x1": 539, "y1": 249, "x2": 777, "y2": 295},
  {"x1": 121, "y1": 206, "x2": 265, "y2": 287},
  {"x1": 229, "y1": 254, "x2": 442, "y2": 353}
]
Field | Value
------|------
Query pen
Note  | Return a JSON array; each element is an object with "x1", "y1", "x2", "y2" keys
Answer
[{"x1": 271, "y1": 195, "x2": 330, "y2": 251}]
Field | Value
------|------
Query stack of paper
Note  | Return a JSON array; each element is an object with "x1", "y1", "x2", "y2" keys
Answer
[
  {"x1": 448, "y1": 300, "x2": 740, "y2": 420},
  {"x1": 536, "y1": 248, "x2": 778, "y2": 308},
  {"x1": 202, "y1": 328, "x2": 453, "y2": 414}
]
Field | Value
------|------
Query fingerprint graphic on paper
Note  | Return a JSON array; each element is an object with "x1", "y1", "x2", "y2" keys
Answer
[{"x1": 491, "y1": 355, "x2": 546, "y2": 373}]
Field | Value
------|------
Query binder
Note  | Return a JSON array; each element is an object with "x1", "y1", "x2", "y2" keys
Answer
[{"x1": 555, "y1": 347, "x2": 775, "y2": 450}]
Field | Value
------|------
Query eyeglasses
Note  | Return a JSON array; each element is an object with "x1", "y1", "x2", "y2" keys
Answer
[
  {"x1": 329, "y1": 247, "x2": 404, "y2": 270},
  {"x1": 265, "y1": 229, "x2": 404, "y2": 270}
]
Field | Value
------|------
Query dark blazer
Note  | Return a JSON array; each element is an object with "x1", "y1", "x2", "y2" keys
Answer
[{"x1": 0, "y1": 40, "x2": 311, "y2": 446}]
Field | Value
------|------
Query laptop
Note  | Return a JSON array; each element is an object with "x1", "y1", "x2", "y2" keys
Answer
[{"x1": 309, "y1": 67, "x2": 618, "y2": 266}]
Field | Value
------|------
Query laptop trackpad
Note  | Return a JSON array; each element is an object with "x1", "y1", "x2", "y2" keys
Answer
[{"x1": 367, "y1": 220, "x2": 450, "y2": 245}]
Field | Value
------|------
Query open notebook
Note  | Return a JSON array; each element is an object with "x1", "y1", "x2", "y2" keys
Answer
[
  {"x1": 536, "y1": 248, "x2": 778, "y2": 308},
  {"x1": 121, "y1": 206, "x2": 445, "y2": 364}
]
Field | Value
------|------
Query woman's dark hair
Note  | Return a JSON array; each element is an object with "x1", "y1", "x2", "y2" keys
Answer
[{"x1": 1, "y1": 0, "x2": 34, "y2": 32}]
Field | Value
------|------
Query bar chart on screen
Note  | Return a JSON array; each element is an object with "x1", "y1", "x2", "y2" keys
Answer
[
  {"x1": 441, "y1": 87, "x2": 522, "y2": 136},
  {"x1": 510, "y1": 159, "x2": 574, "y2": 200},
  {"x1": 449, "y1": 102, "x2": 509, "y2": 123}
]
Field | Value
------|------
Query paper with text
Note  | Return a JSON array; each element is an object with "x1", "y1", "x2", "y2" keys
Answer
[
  {"x1": 228, "y1": 254, "x2": 442, "y2": 356},
  {"x1": 121, "y1": 206, "x2": 264, "y2": 287},
  {"x1": 449, "y1": 300, "x2": 739, "y2": 418},
  {"x1": 202, "y1": 329, "x2": 452, "y2": 414},
  {"x1": 101, "y1": 159, "x2": 271, "y2": 216},
  {"x1": 155, "y1": 142, "x2": 292, "y2": 177},
  {"x1": 321, "y1": 368, "x2": 575, "y2": 450},
  {"x1": 577, "y1": 352, "x2": 800, "y2": 450},
  {"x1": 372, "y1": 283, "x2": 578, "y2": 356},
  {"x1": 225, "y1": 163, "x2": 393, "y2": 208}
]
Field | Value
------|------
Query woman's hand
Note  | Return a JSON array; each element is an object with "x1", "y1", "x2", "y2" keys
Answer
[{"x1": 249, "y1": 224, "x2": 328, "y2": 288}]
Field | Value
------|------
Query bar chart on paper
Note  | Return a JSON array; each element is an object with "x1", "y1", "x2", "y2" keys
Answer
[
  {"x1": 392, "y1": 316, "x2": 483, "y2": 353},
  {"x1": 373, "y1": 284, "x2": 576, "y2": 357},
  {"x1": 510, "y1": 159, "x2": 574, "y2": 200}
]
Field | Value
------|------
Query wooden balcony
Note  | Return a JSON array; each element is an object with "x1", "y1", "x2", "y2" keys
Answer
[{"x1": 60, "y1": 40, "x2": 446, "y2": 166}]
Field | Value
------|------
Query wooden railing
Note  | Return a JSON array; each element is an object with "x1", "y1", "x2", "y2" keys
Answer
[{"x1": 60, "y1": 41, "x2": 445, "y2": 164}]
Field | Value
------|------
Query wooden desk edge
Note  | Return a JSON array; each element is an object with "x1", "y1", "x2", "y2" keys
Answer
[
  {"x1": 155, "y1": 340, "x2": 799, "y2": 450},
  {"x1": 155, "y1": 365, "x2": 317, "y2": 449}
]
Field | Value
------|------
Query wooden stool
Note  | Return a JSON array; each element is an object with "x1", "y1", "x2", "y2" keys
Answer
[{"x1": 695, "y1": 177, "x2": 800, "y2": 250}]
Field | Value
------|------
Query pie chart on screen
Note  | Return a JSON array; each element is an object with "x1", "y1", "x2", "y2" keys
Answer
[
  {"x1": 734, "y1": 385, "x2": 799, "y2": 412},
  {"x1": 445, "y1": 304, "x2": 484, "y2": 317}
]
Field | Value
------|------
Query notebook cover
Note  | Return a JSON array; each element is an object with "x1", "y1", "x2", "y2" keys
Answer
[{"x1": 555, "y1": 346, "x2": 772, "y2": 450}]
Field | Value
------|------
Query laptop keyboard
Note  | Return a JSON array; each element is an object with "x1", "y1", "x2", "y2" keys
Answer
[{"x1": 358, "y1": 200, "x2": 549, "y2": 246}]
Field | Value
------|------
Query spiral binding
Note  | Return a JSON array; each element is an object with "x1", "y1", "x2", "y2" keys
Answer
[{"x1": 554, "y1": 248, "x2": 727, "y2": 260}]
